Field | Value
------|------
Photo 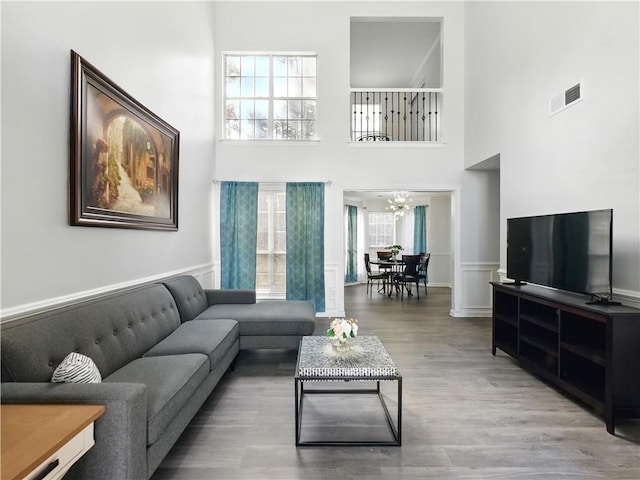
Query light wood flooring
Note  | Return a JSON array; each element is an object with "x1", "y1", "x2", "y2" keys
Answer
[{"x1": 151, "y1": 284, "x2": 640, "y2": 479}]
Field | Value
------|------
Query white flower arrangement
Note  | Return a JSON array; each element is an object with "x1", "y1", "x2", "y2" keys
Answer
[{"x1": 327, "y1": 318, "x2": 358, "y2": 343}]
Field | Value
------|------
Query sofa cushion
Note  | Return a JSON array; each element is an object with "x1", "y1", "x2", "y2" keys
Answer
[
  {"x1": 194, "y1": 301, "x2": 315, "y2": 336},
  {"x1": 143, "y1": 319, "x2": 239, "y2": 370},
  {"x1": 103, "y1": 354, "x2": 208, "y2": 445},
  {"x1": 162, "y1": 276, "x2": 209, "y2": 322}
]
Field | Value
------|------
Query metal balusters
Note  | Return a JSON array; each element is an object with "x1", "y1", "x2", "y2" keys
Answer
[{"x1": 351, "y1": 89, "x2": 442, "y2": 142}]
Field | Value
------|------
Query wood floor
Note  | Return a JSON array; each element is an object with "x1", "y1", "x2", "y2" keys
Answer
[{"x1": 151, "y1": 284, "x2": 640, "y2": 479}]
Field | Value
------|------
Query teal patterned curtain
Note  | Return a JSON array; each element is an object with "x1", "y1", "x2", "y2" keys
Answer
[
  {"x1": 345, "y1": 205, "x2": 358, "y2": 283},
  {"x1": 286, "y1": 182, "x2": 325, "y2": 312},
  {"x1": 414, "y1": 205, "x2": 427, "y2": 254},
  {"x1": 220, "y1": 181, "x2": 259, "y2": 289}
]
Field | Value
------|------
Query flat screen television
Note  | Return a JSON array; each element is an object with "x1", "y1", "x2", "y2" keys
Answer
[{"x1": 506, "y1": 209, "x2": 615, "y2": 304}]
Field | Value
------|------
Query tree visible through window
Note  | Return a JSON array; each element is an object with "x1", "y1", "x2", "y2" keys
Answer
[
  {"x1": 256, "y1": 189, "x2": 286, "y2": 296},
  {"x1": 225, "y1": 54, "x2": 317, "y2": 140}
]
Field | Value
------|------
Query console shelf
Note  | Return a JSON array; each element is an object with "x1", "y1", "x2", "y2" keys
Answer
[{"x1": 491, "y1": 282, "x2": 640, "y2": 434}]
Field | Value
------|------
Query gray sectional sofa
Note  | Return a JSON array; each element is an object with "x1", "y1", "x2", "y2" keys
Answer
[{"x1": 0, "y1": 275, "x2": 315, "y2": 480}]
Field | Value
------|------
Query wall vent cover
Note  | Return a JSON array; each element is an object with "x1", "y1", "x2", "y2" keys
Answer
[{"x1": 549, "y1": 81, "x2": 583, "y2": 116}]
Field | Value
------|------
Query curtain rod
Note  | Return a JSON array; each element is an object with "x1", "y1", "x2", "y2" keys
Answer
[{"x1": 213, "y1": 180, "x2": 332, "y2": 186}]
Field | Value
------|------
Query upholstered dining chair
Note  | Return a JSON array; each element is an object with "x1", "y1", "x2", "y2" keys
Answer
[
  {"x1": 394, "y1": 254, "x2": 421, "y2": 299},
  {"x1": 364, "y1": 253, "x2": 389, "y2": 295}
]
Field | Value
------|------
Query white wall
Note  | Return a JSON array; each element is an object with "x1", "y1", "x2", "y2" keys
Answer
[
  {"x1": 1, "y1": 2, "x2": 217, "y2": 317},
  {"x1": 214, "y1": 1, "x2": 497, "y2": 316},
  {"x1": 465, "y1": 1, "x2": 640, "y2": 301}
]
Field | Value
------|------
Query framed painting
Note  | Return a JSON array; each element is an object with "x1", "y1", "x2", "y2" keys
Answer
[{"x1": 70, "y1": 50, "x2": 179, "y2": 230}]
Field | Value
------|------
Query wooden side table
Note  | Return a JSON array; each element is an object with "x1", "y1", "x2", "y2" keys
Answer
[{"x1": 1, "y1": 404, "x2": 106, "y2": 480}]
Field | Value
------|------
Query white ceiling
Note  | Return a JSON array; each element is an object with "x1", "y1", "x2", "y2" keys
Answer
[{"x1": 350, "y1": 18, "x2": 441, "y2": 88}]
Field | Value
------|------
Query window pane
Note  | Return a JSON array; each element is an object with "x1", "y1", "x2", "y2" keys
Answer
[
  {"x1": 273, "y1": 77, "x2": 287, "y2": 97},
  {"x1": 226, "y1": 120, "x2": 240, "y2": 139},
  {"x1": 225, "y1": 100, "x2": 239, "y2": 120},
  {"x1": 226, "y1": 56, "x2": 240, "y2": 76},
  {"x1": 255, "y1": 77, "x2": 269, "y2": 97},
  {"x1": 288, "y1": 57, "x2": 302, "y2": 76},
  {"x1": 240, "y1": 99, "x2": 254, "y2": 119},
  {"x1": 287, "y1": 100, "x2": 302, "y2": 120},
  {"x1": 240, "y1": 77, "x2": 254, "y2": 97},
  {"x1": 287, "y1": 77, "x2": 302, "y2": 97},
  {"x1": 273, "y1": 56, "x2": 287, "y2": 76},
  {"x1": 302, "y1": 77, "x2": 316, "y2": 98},
  {"x1": 255, "y1": 56, "x2": 269, "y2": 76},
  {"x1": 240, "y1": 119, "x2": 255, "y2": 139},
  {"x1": 302, "y1": 120, "x2": 316, "y2": 140},
  {"x1": 241, "y1": 56, "x2": 254, "y2": 76},
  {"x1": 255, "y1": 100, "x2": 269, "y2": 119},
  {"x1": 226, "y1": 77, "x2": 240, "y2": 97},
  {"x1": 255, "y1": 119, "x2": 269, "y2": 139},
  {"x1": 303, "y1": 57, "x2": 316, "y2": 76},
  {"x1": 274, "y1": 100, "x2": 287, "y2": 120},
  {"x1": 303, "y1": 100, "x2": 316, "y2": 120}
]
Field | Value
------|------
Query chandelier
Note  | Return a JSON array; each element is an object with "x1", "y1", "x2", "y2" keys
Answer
[{"x1": 386, "y1": 191, "x2": 413, "y2": 217}]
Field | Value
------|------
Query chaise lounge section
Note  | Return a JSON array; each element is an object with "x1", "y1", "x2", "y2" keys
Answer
[{"x1": 1, "y1": 275, "x2": 315, "y2": 480}]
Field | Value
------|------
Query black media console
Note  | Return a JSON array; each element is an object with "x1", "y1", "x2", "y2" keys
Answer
[{"x1": 491, "y1": 282, "x2": 640, "y2": 434}]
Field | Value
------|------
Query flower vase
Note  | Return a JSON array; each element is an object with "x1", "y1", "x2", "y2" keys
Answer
[{"x1": 332, "y1": 338, "x2": 352, "y2": 353}]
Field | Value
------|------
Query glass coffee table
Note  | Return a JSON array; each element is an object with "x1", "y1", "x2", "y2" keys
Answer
[{"x1": 294, "y1": 335, "x2": 402, "y2": 446}]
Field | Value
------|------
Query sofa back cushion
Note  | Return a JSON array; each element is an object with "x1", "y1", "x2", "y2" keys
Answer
[
  {"x1": 1, "y1": 284, "x2": 181, "y2": 382},
  {"x1": 162, "y1": 276, "x2": 208, "y2": 322}
]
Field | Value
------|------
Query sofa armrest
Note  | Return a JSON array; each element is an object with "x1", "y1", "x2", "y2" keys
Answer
[
  {"x1": 205, "y1": 289, "x2": 256, "y2": 305},
  {"x1": 1, "y1": 382, "x2": 147, "y2": 480}
]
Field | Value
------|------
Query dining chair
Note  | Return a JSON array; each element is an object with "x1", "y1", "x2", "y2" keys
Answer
[
  {"x1": 394, "y1": 254, "x2": 421, "y2": 299},
  {"x1": 376, "y1": 251, "x2": 393, "y2": 275},
  {"x1": 364, "y1": 253, "x2": 389, "y2": 295},
  {"x1": 418, "y1": 253, "x2": 431, "y2": 295}
]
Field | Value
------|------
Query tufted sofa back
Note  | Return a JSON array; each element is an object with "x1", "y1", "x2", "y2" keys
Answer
[
  {"x1": 1, "y1": 284, "x2": 181, "y2": 382},
  {"x1": 162, "y1": 276, "x2": 208, "y2": 322}
]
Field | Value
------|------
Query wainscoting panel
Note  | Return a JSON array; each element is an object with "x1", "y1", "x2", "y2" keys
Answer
[
  {"x1": 0, "y1": 264, "x2": 215, "y2": 324},
  {"x1": 498, "y1": 268, "x2": 640, "y2": 309},
  {"x1": 451, "y1": 262, "x2": 499, "y2": 317},
  {"x1": 323, "y1": 262, "x2": 345, "y2": 318}
]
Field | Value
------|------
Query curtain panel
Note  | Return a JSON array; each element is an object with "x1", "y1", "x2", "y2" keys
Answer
[
  {"x1": 345, "y1": 205, "x2": 358, "y2": 283},
  {"x1": 414, "y1": 205, "x2": 427, "y2": 254},
  {"x1": 220, "y1": 181, "x2": 259, "y2": 289},
  {"x1": 286, "y1": 182, "x2": 325, "y2": 312}
]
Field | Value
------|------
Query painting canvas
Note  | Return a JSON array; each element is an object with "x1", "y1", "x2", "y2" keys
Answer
[{"x1": 70, "y1": 50, "x2": 179, "y2": 230}]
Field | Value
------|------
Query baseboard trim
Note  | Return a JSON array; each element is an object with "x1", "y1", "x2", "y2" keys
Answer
[
  {"x1": 0, "y1": 264, "x2": 214, "y2": 324},
  {"x1": 450, "y1": 307, "x2": 493, "y2": 318}
]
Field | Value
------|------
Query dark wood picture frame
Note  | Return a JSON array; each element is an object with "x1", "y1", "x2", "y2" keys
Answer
[{"x1": 70, "y1": 50, "x2": 179, "y2": 230}]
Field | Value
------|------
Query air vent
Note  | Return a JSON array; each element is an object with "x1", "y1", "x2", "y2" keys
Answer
[{"x1": 549, "y1": 81, "x2": 583, "y2": 116}]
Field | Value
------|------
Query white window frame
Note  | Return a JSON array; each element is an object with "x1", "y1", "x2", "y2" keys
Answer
[
  {"x1": 223, "y1": 52, "x2": 318, "y2": 141},
  {"x1": 367, "y1": 211, "x2": 396, "y2": 248}
]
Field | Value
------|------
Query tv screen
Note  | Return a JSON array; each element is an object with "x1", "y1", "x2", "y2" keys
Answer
[{"x1": 507, "y1": 209, "x2": 613, "y2": 298}]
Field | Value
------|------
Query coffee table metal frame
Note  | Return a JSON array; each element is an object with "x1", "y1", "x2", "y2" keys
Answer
[{"x1": 294, "y1": 335, "x2": 402, "y2": 447}]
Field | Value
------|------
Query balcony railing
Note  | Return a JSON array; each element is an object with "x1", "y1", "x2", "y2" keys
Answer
[{"x1": 350, "y1": 89, "x2": 443, "y2": 142}]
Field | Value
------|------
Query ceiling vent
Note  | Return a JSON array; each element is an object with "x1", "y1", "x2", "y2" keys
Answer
[{"x1": 549, "y1": 81, "x2": 583, "y2": 116}]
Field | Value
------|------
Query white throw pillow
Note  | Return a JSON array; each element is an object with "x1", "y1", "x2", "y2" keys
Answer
[{"x1": 51, "y1": 352, "x2": 102, "y2": 383}]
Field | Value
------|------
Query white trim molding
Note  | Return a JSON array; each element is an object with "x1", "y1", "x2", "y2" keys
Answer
[
  {"x1": 450, "y1": 262, "x2": 500, "y2": 317},
  {"x1": 321, "y1": 262, "x2": 345, "y2": 318},
  {"x1": 0, "y1": 264, "x2": 215, "y2": 324}
]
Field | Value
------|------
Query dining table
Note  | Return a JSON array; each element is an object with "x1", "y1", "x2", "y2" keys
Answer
[{"x1": 370, "y1": 259, "x2": 406, "y2": 296}]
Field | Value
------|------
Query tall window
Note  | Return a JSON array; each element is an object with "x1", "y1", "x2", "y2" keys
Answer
[
  {"x1": 368, "y1": 212, "x2": 395, "y2": 247},
  {"x1": 256, "y1": 189, "x2": 286, "y2": 296},
  {"x1": 224, "y1": 54, "x2": 317, "y2": 140}
]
